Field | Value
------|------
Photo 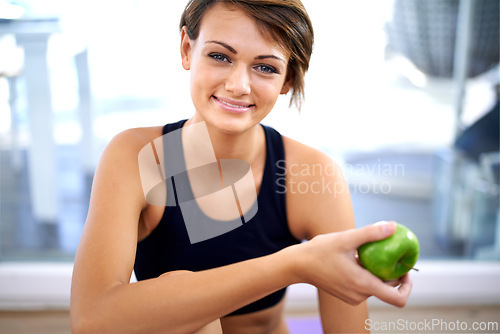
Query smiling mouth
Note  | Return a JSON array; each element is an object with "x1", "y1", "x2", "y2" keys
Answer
[{"x1": 212, "y1": 96, "x2": 255, "y2": 108}]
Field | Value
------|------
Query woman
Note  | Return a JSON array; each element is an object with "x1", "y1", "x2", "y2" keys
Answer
[{"x1": 70, "y1": 1, "x2": 412, "y2": 333}]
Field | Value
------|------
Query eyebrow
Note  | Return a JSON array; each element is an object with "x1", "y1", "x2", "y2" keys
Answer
[
  {"x1": 255, "y1": 55, "x2": 286, "y2": 64},
  {"x1": 206, "y1": 40, "x2": 237, "y2": 54},
  {"x1": 206, "y1": 40, "x2": 286, "y2": 63}
]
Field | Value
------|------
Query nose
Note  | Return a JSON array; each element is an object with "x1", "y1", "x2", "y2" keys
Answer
[{"x1": 225, "y1": 65, "x2": 251, "y2": 96}]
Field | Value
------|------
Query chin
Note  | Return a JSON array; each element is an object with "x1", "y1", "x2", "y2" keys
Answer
[
  {"x1": 204, "y1": 111, "x2": 262, "y2": 135},
  {"x1": 212, "y1": 117, "x2": 255, "y2": 135}
]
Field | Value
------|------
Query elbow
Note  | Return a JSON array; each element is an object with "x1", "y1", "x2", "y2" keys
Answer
[
  {"x1": 70, "y1": 306, "x2": 109, "y2": 334},
  {"x1": 70, "y1": 310, "x2": 95, "y2": 334},
  {"x1": 70, "y1": 316, "x2": 88, "y2": 334},
  {"x1": 71, "y1": 322, "x2": 87, "y2": 334},
  {"x1": 71, "y1": 313, "x2": 114, "y2": 334}
]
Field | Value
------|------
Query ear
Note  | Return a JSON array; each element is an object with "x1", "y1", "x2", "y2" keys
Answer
[
  {"x1": 180, "y1": 26, "x2": 193, "y2": 71},
  {"x1": 280, "y1": 69, "x2": 294, "y2": 94}
]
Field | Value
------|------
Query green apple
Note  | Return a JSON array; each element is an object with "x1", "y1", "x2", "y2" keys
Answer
[{"x1": 358, "y1": 222, "x2": 419, "y2": 281}]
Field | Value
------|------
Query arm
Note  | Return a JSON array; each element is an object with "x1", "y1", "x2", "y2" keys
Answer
[
  {"x1": 308, "y1": 161, "x2": 370, "y2": 334},
  {"x1": 284, "y1": 139, "x2": 412, "y2": 333}
]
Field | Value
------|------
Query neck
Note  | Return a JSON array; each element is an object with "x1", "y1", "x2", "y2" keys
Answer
[{"x1": 184, "y1": 117, "x2": 265, "y2": 165}]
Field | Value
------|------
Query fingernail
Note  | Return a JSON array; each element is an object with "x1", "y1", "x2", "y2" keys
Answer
[{"x1": 375, "y1": 221, "x2": 396, "y2": 234}]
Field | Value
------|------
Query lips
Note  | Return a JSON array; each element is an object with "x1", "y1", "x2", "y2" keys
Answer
[{"x1": 212, "y1": 96, "x2": 255, "y2": 108}]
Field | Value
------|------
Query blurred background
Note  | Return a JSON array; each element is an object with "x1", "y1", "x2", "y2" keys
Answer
[{"x1": 0, "y1": 0, "x2": 499, "y2": 333}]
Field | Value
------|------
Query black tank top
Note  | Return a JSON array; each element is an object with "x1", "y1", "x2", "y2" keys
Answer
[{"x1": 134, "y1": 119, "x2": 301, "y2": 316}]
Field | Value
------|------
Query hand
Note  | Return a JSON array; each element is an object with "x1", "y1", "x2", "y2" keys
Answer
[{"x1": 295, "y1": 222, "x2": 413, "y2": 307}]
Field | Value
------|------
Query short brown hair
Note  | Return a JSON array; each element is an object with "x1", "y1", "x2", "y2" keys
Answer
[{"x1": 180, "y1": 0, "x2": 314, "y2": 110}]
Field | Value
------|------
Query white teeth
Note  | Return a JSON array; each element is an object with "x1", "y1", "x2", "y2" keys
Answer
[
  {"x1": 216, "y1": 97, "x2": 249, "y2": 108},
  {"x1": 224, "y1": 101, "x2": 244, "y2": 108}
]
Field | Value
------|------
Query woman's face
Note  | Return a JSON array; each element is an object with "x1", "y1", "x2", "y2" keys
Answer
[{"x1": 181, "y1": 3, "x2": 292, "y2": 135}]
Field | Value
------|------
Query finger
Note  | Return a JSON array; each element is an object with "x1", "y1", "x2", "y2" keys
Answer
[
  {"x1": 374, "y1": 273, "x2": 413, "y2": 308},
  {"x1": 343, "y1": 221, "x2": 397, "y2": 249},
  {"x1": 354, "y1": 253, "x2": 362, "y2": 266},
  {"x1": 397, "y1": 273, "x2": 413, "y2": 294},
  {"x1": 384, "y1": 279, "x2": 401, "y2": 287}
]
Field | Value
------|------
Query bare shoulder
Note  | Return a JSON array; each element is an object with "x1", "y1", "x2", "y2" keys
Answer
[
  {"x1": 89, "y1": 126, "x2": 165, "y2": 214},
  {"x1": 95, "y1": 127, "x2": 164, "y2": 182},
  {"x1": 282, "y1": 136, "x2": 354, "y2": 240},
  {"x1": 282, "y1": 136, "x2": 343, "y2": 176},
  {"x1": 103, "y1": 126, "x2": 164, "y2": 156}
]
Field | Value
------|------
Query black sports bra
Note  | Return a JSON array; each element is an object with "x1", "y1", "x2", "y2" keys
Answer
[{"x1": 134, "y1": 119, "x2": 301, "y2": 315}]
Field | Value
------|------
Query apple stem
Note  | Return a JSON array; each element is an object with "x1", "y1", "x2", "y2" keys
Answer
[{"x1": 399, "y1": 260, "x2": 419, "y2": 272}]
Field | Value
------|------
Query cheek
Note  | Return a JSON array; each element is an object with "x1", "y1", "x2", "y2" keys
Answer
[
  {"x1": 190, "y1": 70, "x2": 211, "y2": 99},
  {"x1": 191, "y1": 65, "x2": 224, "y2": 91},
  {"x1": 254, "y1": 78, "x2": 285, "y2": 101}
]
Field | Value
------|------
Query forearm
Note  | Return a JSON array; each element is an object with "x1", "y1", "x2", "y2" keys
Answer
[
  {"x1": 318, "y1": 289, "x2": 369, "y2": 334},
  {"x1": 71, "y1": 245, "x2": 300, "y2": 334}
]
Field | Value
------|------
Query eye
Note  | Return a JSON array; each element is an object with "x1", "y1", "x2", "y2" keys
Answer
[
  {"x1": 209, "y1": 53, "x2": 231, "y2": 63},
  {"x1": 255, "y1": 64, "x2": 278, "y2": 74}
]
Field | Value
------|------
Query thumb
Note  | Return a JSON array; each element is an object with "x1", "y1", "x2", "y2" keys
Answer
[{"x1": 346, "y1": 221, "x2": 397, "y2": 249}]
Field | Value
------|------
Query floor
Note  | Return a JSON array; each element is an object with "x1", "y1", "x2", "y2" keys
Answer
[
  {"x1": 0, "y1": 311, "x2": 70, "y2": 334},
  {"x1": 1, "y1": 305, "x2": 499, "y2": 334}
]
